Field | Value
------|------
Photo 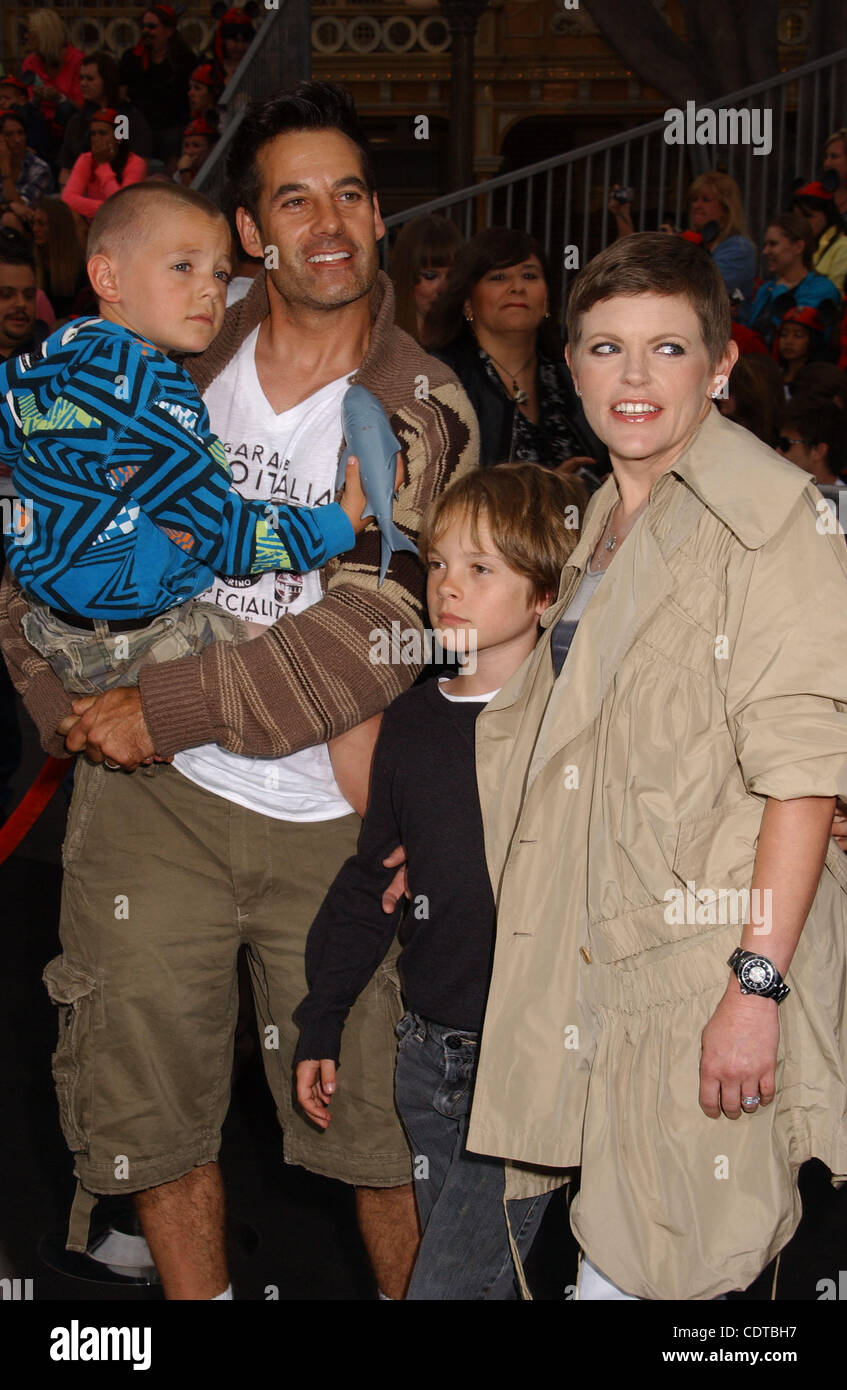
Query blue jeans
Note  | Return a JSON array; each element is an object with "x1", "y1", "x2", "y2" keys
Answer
[{"x1": 395, "y1": 1011, "x2": 551, "y2": 1300}]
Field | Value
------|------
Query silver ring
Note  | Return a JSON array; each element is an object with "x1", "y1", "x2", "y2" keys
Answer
[
  {"x1": 741, "y1": 1094, "x2": 760, "y2": 1107},
  {"x1": 103, "y1": 758, "x2": 120, "y2": 770}
]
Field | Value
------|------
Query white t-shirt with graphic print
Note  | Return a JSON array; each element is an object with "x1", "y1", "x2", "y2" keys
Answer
[{"x1": 173, "y1": 325, "x2": 354, "y2": 821}]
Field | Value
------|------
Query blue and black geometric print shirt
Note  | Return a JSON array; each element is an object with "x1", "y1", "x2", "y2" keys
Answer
[{"x1": 0, "y1": 317, "x2": 353, "y2": 619}]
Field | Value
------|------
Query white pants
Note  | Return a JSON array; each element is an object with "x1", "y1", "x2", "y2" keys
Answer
[
  {"x1": 577, "y1": 1256, "x2": 640, "y2": 1300},
  {"x1": 577, "y1": 1254, "x2": 728, "y2": 1301}
]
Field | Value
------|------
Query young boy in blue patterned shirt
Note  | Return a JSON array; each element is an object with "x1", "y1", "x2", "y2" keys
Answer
[{"x1": 0, "y1": 181, "x2": 366, "y2": 694}]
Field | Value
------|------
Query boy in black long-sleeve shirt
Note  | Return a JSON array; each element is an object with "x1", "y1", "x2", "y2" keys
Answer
[{"x1": 295, "y1": 463, "x2": 583, "y2": 1299}]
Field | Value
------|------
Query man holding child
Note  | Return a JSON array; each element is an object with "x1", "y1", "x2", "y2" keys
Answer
[{"x1": 0, "y1": 82, "x2": 478, "y2": 1300}]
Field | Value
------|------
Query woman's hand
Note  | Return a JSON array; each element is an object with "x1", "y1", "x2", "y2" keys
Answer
[{"x1": 699, "y1": 981, "x2": 779, "y2": 1120}]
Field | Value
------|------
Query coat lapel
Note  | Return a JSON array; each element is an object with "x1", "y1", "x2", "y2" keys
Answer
[{"x1": 526, "y1": 479, "x2": 703, "y2": 785}]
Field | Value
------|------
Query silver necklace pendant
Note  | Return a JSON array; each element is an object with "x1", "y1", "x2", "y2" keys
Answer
[
  {"x1": 514, "y1": 387, "x2": 529, "y2": 406},
  {"x1": 604, "y1": 534, "x2": 617, "y2": 552}
]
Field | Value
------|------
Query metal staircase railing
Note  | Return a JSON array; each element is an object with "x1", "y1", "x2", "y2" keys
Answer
[
  {"x1": 380, "y1": 47, "x2": 847, "y2": 323},
  {"x1": 193, "y1": 0, "x2": 311, "y2": 208}
]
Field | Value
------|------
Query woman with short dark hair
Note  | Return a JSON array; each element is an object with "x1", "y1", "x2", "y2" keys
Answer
[{"x1": 468, "y1": 231, "x2": 847, "y2": 1302}]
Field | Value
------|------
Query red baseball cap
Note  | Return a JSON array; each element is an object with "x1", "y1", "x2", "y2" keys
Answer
[
  {"x1": 792, "y1": 180, "x2": 834, "y2": 206},
  {"x1": 780, "y1": 305, "x2": 825, "y2": 334},
  {"x1": 184, "y1": 118, "x2": 218, "y2": 140},
  {"x1": 190, "y1": 64, "x2": 217, "y2": 88}
]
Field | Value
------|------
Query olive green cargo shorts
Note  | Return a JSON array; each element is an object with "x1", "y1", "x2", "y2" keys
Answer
[
  {"x1": 22, "y1": 597, "x2": 247, "y2": 695},
  {"x1": 44, "y1": 759, "x2": 411, "y2": 1209}
]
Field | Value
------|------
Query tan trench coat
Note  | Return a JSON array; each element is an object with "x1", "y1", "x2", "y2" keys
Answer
[{"x1": 468, "y1": 406, "x2": 847, "y2": 1299}]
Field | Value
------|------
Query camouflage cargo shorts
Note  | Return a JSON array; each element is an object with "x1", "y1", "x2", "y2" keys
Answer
[{"x1": 21, "y1": 597, "x2": 248, "y2": 695}]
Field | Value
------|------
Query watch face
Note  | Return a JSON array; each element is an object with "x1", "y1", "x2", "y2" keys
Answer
[{"x1": 739, "y1": 956, "x2": 776, "y2": 993}]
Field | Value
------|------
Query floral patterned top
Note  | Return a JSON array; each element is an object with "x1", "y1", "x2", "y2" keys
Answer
[{"x1": 478, "y1": 348, "x2": 583, "y2": 467}]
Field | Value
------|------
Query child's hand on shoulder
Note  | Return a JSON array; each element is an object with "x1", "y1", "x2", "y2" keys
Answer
[{"x1": 295, "y1": 1058, "x2": 337, "y2": 1128}]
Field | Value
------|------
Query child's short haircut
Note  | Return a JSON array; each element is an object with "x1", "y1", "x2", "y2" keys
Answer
[
  {"x1": 87, "y1": 181, "x2": 229, "y2": 261},
  {"x1": 418, "y1": 462, "x2": 586, "y2": 604}
]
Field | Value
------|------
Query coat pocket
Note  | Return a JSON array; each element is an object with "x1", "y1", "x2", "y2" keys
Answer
[
  {"x1": 671, "y1": 798, "x2": 766, "y2": 932},
  {"x1": 586, "y1": 797, "x2": 765, "y2": 963},
  {"x1": 42, "y1": 956, "x2": 96, "y2": 1153}
]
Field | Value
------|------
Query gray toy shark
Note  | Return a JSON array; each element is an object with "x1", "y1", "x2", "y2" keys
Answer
[{"x1": 336, "y1": 384, "x2": 419, "y2": 585}]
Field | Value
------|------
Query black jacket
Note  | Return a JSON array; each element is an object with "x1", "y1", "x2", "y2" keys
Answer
[{"x1": 431, "y1": 326, "x2": 609, "y2": 475}]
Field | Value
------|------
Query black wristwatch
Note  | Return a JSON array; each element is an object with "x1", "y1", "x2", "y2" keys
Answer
[{"x1": 727, "y1": 948, "x2": 790, "y2": 1003}]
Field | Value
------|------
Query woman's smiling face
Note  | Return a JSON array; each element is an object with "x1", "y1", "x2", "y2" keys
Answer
[{"x1": 567, "y1": 292, "x2": 736, "y2": 476}]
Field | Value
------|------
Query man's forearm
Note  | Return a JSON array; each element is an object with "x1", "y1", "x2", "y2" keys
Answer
[{"x1": 138, "y1": 547, "x2": 426, "y2": 759}]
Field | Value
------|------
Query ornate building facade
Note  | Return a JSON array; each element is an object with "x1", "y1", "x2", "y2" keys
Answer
[{"x1": 0, "y1": 1, "x2": 824, "y2": 214}]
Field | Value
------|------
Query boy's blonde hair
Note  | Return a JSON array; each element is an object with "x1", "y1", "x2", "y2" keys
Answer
[
  {"x1": 418, "y1": 462, "x2": 586, "y2": 604},
  {"x1": 87, "y1": 181, "x2": 229, "y2": 262}
]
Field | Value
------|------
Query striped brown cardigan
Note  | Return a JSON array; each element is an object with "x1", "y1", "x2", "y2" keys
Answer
[{"x1": 0, "y1": 272, "x2": 479, "y2": 758}]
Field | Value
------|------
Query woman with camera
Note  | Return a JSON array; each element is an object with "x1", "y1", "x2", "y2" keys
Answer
[{"x1": 610, "y1": 171, "x2": 756, "y2": 299}]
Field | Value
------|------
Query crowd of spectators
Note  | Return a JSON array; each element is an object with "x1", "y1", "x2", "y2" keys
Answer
[
  {"x1": 0, "y1": 12, "x2": 846, "y2": 494},
  {"x1": 389, "y1": 134, "x2": 847, "y2": 497},
  {"x1": 0, "y1": 6, "x2": 256, "y2": 328}
]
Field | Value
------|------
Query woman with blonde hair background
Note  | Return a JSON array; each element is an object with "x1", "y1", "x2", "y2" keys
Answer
[
  {"x1": 390, "y1": 213, "x2": 464, "y2": 344},
  {"x1": 21, "y1": 11, "x2": 84, "y2": 124},
  {"x1": 687, "y1": 171, "x2": 757, "y2": 297},
  {"x1": 610, "y1": 170, "x2": 756, "y2": 299}
]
